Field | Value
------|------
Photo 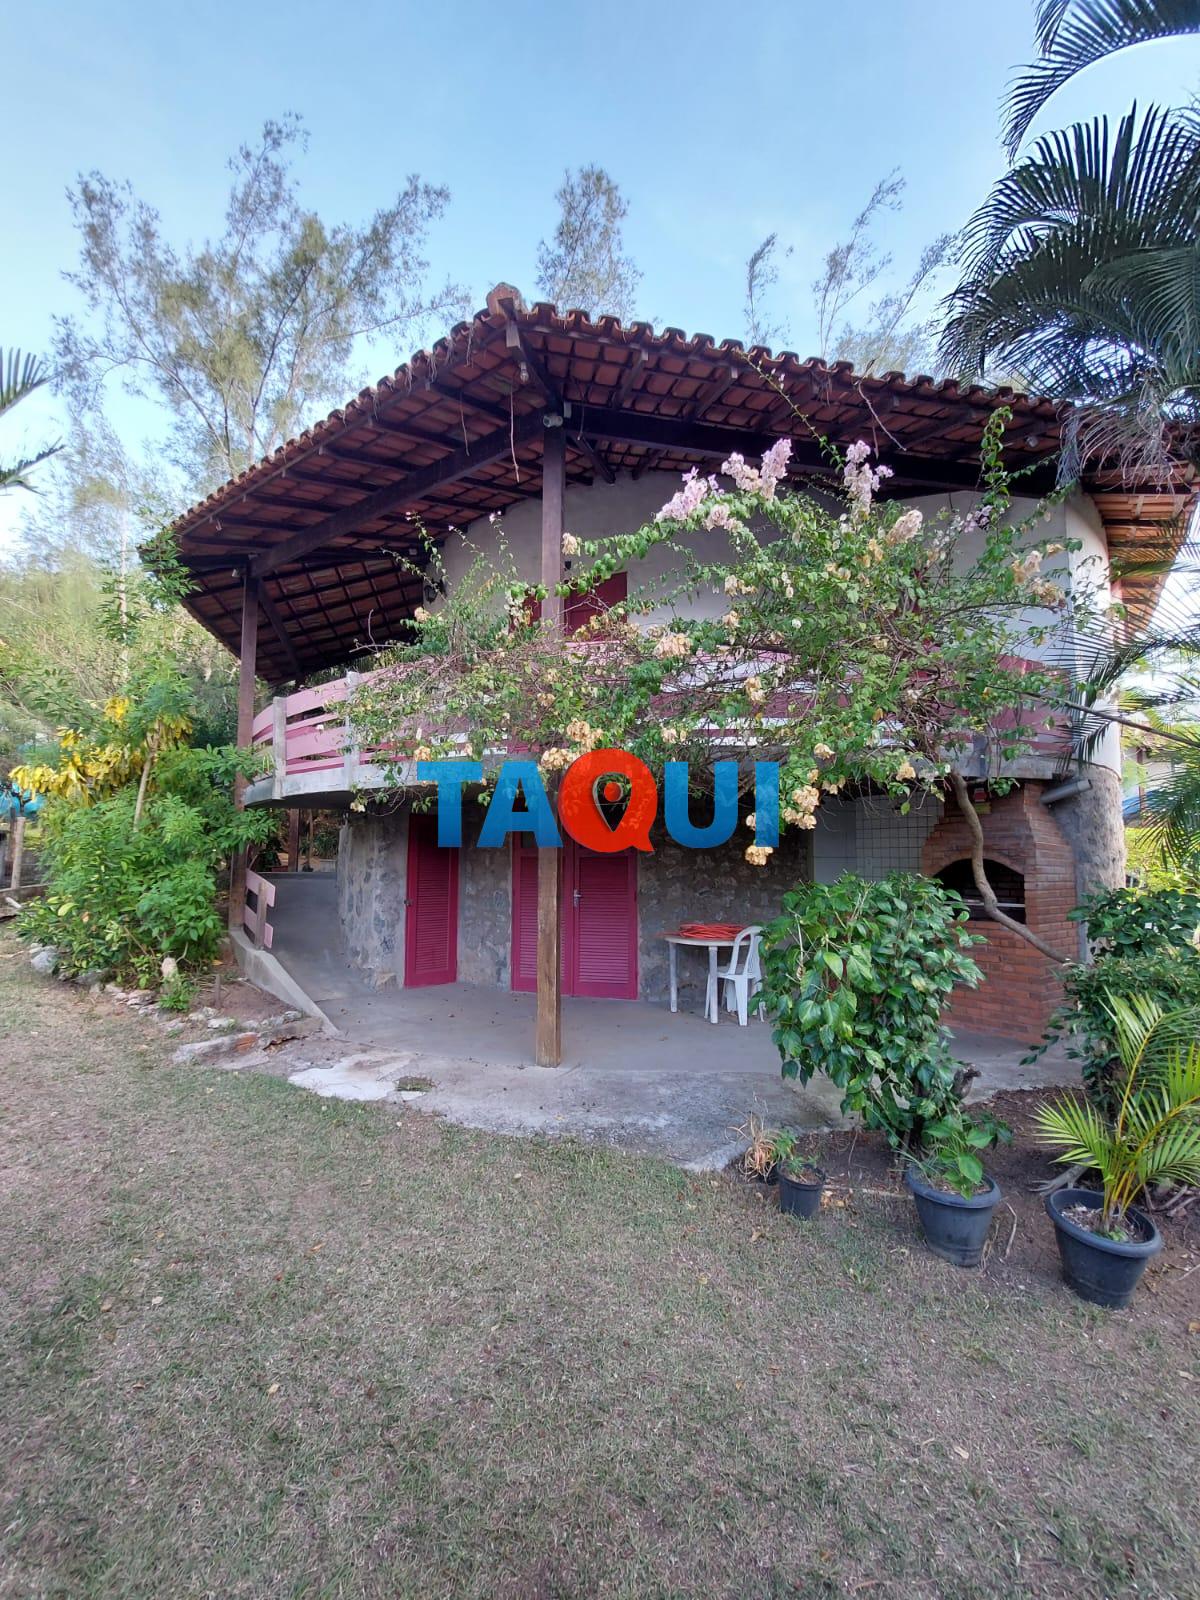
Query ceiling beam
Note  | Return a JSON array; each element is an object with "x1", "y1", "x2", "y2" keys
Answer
[
  {"x1": 575, "y1": 406, "x2": 1059, "y2": 494},
  {"x1": 248, "y1": 409, "x2": 546, "y2": 578},
  {"x1": 257, "y1": 583, "x2": 302, "y2": 679},
  {"x1": 429, "y1": 380, "x2": 516, "y2": 429},
  {"x1": 505, "y1": 324, "x2": 616, "y2": 484},
  {"x1": 196, "y1": 398, "x2": 1059, "y2": 591},
  {"x1": 610, "y1": 348, "x2": 646, "y2": 408}
]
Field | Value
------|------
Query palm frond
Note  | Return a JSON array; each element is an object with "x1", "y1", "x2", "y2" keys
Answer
[
  {"x1": 0, "y1": 443, "x2": 62, "y2": 494},
  {"x1": 941, "y1": 107, "x2": 1200, "y2": 474},
  {"x1": 967, "y1": 109, "x2": 1200, "y2": 280},
  {"x1": 0, "y1": 349, "x2": 51, "y2": 417},
  {"x1": 1004, "y1": 0, "x2": 1200, "y2": 157},
  {"x1": 1033, "y1": 1095, "x2": 1112, "y2": 1166},
  {"x1": 1134, "y1": 1124, "x2": 1200, "y2": 1187},
  {"x1": 1144, "y1": 749, "x2": 1200, "y2": 864},
  {"x1": 0, "y1": 348, "x2": 62, "y2": 493},
  {"x1": 1087, "y1": 243, "x2": 1200, "y2": 365},
  {"x1": 1105, "y1": 993, "x2": 1200, "y2": 1087}
]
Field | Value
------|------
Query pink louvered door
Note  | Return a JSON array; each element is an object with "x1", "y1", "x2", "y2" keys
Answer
[
  {"x1": 511, "y1": 838, "x2": 637, "y2": 999},
  {"x1": 405, "y1": 814, "x2": 459, "y2": 986}
]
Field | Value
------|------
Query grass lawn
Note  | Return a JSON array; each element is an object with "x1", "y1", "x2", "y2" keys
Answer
[{"x1": 1, "y1": 943, "x2": 1198, "y2": 1600}]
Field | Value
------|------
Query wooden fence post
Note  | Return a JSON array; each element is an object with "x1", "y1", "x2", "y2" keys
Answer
[{"x1": 9, "y1": 814, "x2": 25, "y2": 892}]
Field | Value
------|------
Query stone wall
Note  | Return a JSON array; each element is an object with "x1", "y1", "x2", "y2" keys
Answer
[
  {"x1": 336, "y1": 810, "x2": 408, "y2": 987},
  {"x1": 1051, "y1": 764, "x2": 1127, "y2": 902},
  {"x1": 457, "y1": 812, "x2": 512, "y2": 988},
  {"x1": 636, "y1": 822, "x2": 812, "y2": 1005},
  {"x1": 334, "y1": 773, "x2": 1120, "y2": 1036}
]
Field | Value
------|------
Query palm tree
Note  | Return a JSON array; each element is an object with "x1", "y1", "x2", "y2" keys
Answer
[
  {"x1": 941, "y1": 1, "x2": 1200, "y2": 477},
  {"x1": 1, "y1": 349, "x2": 61, "y2": 493},
  {"x1": 940, "y1": 106, "x2": 1200, "y2": 479},
  {"x1": 1004, "y1": 0, "x2": 1200, "y2": 157},
  {"x1": 1034, "y1": 991, "x2": 1200, "y2": 1230}
]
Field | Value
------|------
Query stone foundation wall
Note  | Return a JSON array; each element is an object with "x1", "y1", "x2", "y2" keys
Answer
[
  {"x1": 636, "y1": 822, "x2": 811, "y2": 1005},
  {"x1": 334, "y1": 773, "x2": 1120, "y2": 1038},
  {"x1": 1051, "y1": 764, "x2": 1127, "y2": 905},
  {"x1": 456, "y1": 812, "x2": 512, "y2": 988},
  {"x1": 336, "y1": 810, "x2": 408, "y2": 987}
]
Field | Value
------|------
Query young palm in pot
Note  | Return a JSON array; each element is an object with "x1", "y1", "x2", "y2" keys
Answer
[{"x1": 1034, "y1": 994, "x2": 1200, "y2": 1308}]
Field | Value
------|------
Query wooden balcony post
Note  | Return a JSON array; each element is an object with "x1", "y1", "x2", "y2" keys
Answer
[
  {"x1": 342, "y1": 669, "x2": 361, "y2": 792},
  {"x1": 286, "y1": 809, "x2": 302, "y2": 873},
  {"x1": 229, "y1": 572, "x2": 259, "y2": 931},
  {"x1": 271, "y1": 697, "x2": 287, "y2": 801},
  {"x1": 535, "y1": 423, "x2": 565, "y2": 1067}
]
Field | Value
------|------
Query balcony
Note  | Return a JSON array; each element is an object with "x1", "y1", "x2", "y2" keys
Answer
[
  {"x1": 244, "y1": 661, "x2": 1077, "y2": 809},
  {"x1": 245, "y1": 669, "x2": 403, "y2": 807}
]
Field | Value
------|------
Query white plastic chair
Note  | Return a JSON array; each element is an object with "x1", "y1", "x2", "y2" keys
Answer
[{"x1": 708, "y1": 925, "x2": 764, "y2": 1025}]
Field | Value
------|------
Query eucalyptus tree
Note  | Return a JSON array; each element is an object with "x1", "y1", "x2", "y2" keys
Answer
[
  {"x1": 535, "y1": 165, "x2": 641, "y2": 321},
  {"x1": 54, "y1": 114, "x2": 463, "y2": 494}
]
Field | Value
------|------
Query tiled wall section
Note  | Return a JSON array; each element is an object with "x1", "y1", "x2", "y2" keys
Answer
[{"x1": 813, "y1": 794, "x2": 942, "y2": 882}]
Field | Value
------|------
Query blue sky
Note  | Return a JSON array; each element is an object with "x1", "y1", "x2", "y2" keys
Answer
[{"x1": 4, "y1": 0, "x2": 1200, "y2": 544}]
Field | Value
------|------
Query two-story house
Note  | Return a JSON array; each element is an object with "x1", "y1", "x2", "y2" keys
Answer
[{"x1": 170, "y1": 286, "x2": 1194, "y2": 1059}]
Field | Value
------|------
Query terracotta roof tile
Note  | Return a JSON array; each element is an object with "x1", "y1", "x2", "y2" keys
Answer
[{"x1": 170, "y1": 284, "x2": 1197, "y2": 682}]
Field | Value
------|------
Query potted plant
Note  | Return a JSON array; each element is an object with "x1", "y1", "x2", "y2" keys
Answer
[
  {"x1": 905, "y1": 1116, "x2": 1006, "y2": 1267},
  {"x1": 761, "y1": 873, "x2": 984, "y2": 1156},
  {"x1": 778, "y1": 1149, "x2": 826, "y2": 1220},
  {"x1": 1035, "y1": 993, "x2": 1200, "y2": 1308},
  {"x1": 738, "y1": 1117, "x2": 787, "y2": 1186}
]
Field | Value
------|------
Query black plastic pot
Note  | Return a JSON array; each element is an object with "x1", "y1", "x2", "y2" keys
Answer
[
  {"x1": 1045, "y1": 1188, "x2": 1162, "y2": 1309},
  {"x1": 905, "y1": 1167, "x2": 1000, "y2": 1267},
  {"x1": 779, "y1": 1164, "x2": 825, "y2": 1219}
]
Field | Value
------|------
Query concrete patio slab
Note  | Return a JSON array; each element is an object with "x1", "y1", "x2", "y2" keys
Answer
[{"x1": 246, "y1": 870, "x2": 1079, "y2": 1168}]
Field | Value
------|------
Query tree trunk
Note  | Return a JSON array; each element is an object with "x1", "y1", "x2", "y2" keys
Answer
[
  {"x1": 132, "y1": 736, "x2": 157, "y2": 831},
  {"x1": 947, "y1": 768, "x2": 1069, "y2": 966}
]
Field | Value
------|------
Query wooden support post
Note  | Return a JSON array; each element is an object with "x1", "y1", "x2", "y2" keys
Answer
[
  {"x1": 287, "y1": 809, "x2": 301, "y2": 872},
  {"x1": 271, "y1": 697, "x2": 287, "y2": 800},
  {"x1": 229, "y1": 572, "x2": 259, "y2": 930},
  {"x1": 535, "y1": 424, "x2": 566, "y2": 1066},
  {"x1": 9, "y1": 814, "x2": 25, "y2": 892}
]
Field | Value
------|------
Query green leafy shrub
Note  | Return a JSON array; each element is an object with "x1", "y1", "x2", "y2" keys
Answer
[
  {"x1": 20, "y1": 745, "x2": 272, "y2": 984},
  {"x1": 759, "y1": 872, "x2": 984, "y2": 1151},
  {"x1": 1071, "y1": 885, "x2": 1200, "y2": 956},
  {"x1": 917, "y1": 1109, "x2": 1012, "y2": 1197},
  {"x1": 1032, "y1": 887, "x2": 1200, "y2": 1117}
]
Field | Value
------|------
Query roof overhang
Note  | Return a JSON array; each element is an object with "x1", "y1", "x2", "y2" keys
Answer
[{"x1": 170, "y1": 284, "x2": 1197, "y2": 682}]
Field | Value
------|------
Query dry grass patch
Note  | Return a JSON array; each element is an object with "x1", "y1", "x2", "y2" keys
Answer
[{"x1": 0, "y1": 940, "x2": 1197, "y2": 1599}]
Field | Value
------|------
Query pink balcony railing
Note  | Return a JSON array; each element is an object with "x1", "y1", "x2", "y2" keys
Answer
[
  {"x1": 247, "y1": 656, "x2": 1075, "y2": 801},
  {"x1": 250, "y1": 669, "x2": 383, "y2": 786}
]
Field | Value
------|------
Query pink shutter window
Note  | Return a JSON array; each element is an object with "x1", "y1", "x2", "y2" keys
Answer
[{"x1": 510, "y1": 837, "x2": 541, "y2": 992}]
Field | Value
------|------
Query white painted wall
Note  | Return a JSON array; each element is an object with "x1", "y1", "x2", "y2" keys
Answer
[
  {"x1": 440, "y1": 470, "x2": 743, "y2": 625},
  {"x1": 437, "y1": 470, "x2": 1119, "y2": 770}
]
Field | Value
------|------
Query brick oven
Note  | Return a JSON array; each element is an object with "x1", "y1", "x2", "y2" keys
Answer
[{"x1": 922, "y1": 783, "x2": 1078, "y2": 1041}]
